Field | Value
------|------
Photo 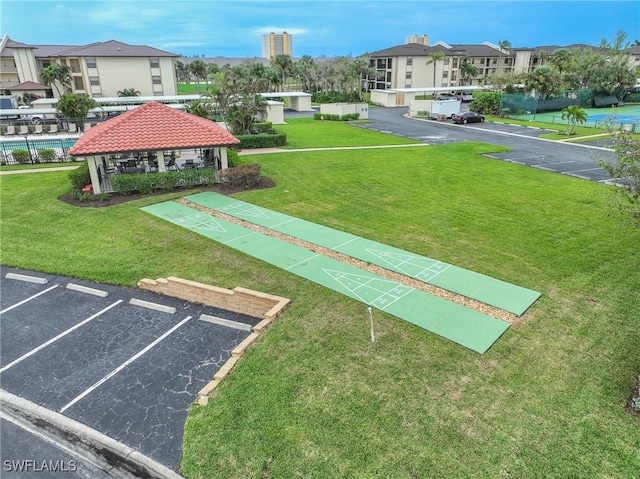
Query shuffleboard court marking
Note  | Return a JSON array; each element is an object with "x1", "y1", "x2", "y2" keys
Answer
[
  {"x1": 0, "y1": 285, "x2": 59, "y2": 316},
  {"x1": 367, "y1": 249, "x2": 452, "y2": 282},
  {"x1": 0, "y1": 300, "x2": 123, "y2": 373},
  {"x1": 324, "y1": 269, "x2": 414, "y2": 311},
  {"x1": 167, "y1": 211, "x2": 228, "y2": 233},
  {"x1": 60, "y1": 315, "x2": 193, "y2": 413},
  {"x1": 219, "y1": 202, "x2": 271, "y2": 219}
]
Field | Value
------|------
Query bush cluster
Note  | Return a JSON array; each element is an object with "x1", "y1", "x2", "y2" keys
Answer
[
  {"x1": 11, "y1": 149, "x2": 31, "y2": 164},
  {"x1": 313, "y1": 113, "x2": 360, "y2": 121},
  {"x1": 218, "y1": 163, "x2": 261, "y2": 189},
  {"x1": 312, "y1": 91, "x2": 360, "y2": 103},
  {"x1": 253, "y1": 121, "x2": 273, "y2": 133},
  {"x1": 236, "y1": 131, "x2": 287, "y2": 149},
  {"x1": 68, "y1": 162, "x2": 91, "y2": 191},
  {"x1": 37, "y1": 149, "x2": 56, "y2": 163},
  {"x1": 110, "y1": 169, "x2": 217, "y2": 195}
]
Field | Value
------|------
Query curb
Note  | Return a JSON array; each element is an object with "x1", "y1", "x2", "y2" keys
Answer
[{"x1": 0, "y1": 390, "x2": 185, "y2": 479}]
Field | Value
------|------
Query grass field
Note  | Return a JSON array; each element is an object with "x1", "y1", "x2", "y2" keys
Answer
[{"x1": 1, "y1": 120, "x2": 639, "y2": 478}]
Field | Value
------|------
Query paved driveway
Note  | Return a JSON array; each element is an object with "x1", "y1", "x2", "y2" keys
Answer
[
  {"x1": 0, "y1": 266, "x2": 261, "y2": 472},
  {"x1": 358, "y1": 107, "x2": 618, "y2": 183}
]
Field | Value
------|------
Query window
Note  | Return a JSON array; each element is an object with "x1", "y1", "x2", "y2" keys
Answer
[
  {"x1": 406, "y1": 57, "x2": 413, "y2": 66},
  {"x1": 89, "y1": 76, "x2": 100, "y2": 86},
  {"x1": 387, "y1": 58, "x2": 392, "y2": 68},
  {"x1": 405, "y1": 71, "x2": 412, "y2": 79},
  {"x1": 150, "y1": 57, "x2": 159, "y2": 68},
  {"x1": 442, "y1": 71, "x2": 448, "y2": 78},
  {"x1": 152, "y1": 75, "x2": 162, "y2": 85},
  {"x1": 493, "y1": 58, "x2": 497, "y2": 64},
  {"x1": 480, "y1": 58, "x2": 485, "y2": 64},
  {"x1": 452, "y1": 58, "x2": 458, "y2": 68},
  {"x1": 86, "y1": 57, "x2": 96, "y2": 69},
  {"x1": 377, "y1": 58, "x2": 386, "y2": 69},
  {"x1": 74, "y1": 77, "x2": 85, "y2": 90},
  {"x1": 69, "y1": 59, "x2": 81, "y2": 73}
]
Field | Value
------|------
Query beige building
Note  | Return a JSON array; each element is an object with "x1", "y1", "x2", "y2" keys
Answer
[
  {"x1": 261, "y1": 32, "x2": 292, "y2": 59},
  {"x1": 0, "y1": 35, "x2": 178, "y2": 101}
]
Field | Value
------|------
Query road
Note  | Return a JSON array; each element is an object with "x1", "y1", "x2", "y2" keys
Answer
[{"x1": 357, "y1": 106, "x2": 617, "y2": 184}]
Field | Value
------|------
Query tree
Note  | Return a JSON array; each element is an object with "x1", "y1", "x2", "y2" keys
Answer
[
  {"x1": 56, "y1": 93, "x2": 99, "y2": 132},
  {"x1": 597, "y1": 123, "x2": 640, "y2": 226},
  {"x1": 188, "y1": 60, "x2": 207, "y2": 93},
  {"x1": 523, "y1": 66, "x2": 562, "y2": 99},
  {"x1": 497, "y1": 40, "x2": 511, "y2": 73},
  {"x1": 426, "y1": 51, "x2": 445, "y2": 89},
  {"x1": 184, "y1": 100, "x2": 210, "y2": 118},
  {"x1": 117, "y1": 88, "x2": 140, "y2": 97},
  {"x1": 560, "y1": 105, "x2": 587, "y2": 135},
  {"x1": 459, "y1": 57, "x2": 479, "y2": 86},
  {"x1": 40, "y1": 64, "x2": 71, "y2": 97},
  {"x1": 270, "y1": 54, "x2": 294, "y2": 92}
]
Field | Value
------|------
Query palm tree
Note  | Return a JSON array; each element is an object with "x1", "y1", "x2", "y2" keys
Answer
[
  {"x1": 497, "y1": 40, "x2": 511, "y2": 73},
  {"x1": 188, "y1": 60, "x2": 207, "y2": 93},
  {"x1": 271, "y1": 55, "x2": 294, "y2": 92},
  {"x1": 117, "y1": 88, "x2": 140, "y2": 97},
  {"x1": 426, "y1": 51, "x2": 445, "y2": 89},
  {"x1": 40, "y1": 64, "x2": 71, "y2": 97},
  {"x1": 459, "y1": 57, "x2": 479, "y2": 86},
  {"x1": 561, "y1": 104, "x2": 587, "y2": 135},
  {"x1": 56, "y1": 93, "x2": 99, "y2": 132}
]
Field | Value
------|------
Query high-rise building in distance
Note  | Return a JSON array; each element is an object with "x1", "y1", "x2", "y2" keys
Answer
[{"x1": 262, "y1": 32, "x2": 292, "y2": 58}]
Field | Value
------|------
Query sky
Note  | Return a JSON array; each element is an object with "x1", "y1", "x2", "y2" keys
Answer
[{"x1": 3, "y1": 0, "x2": 639, "y2": 58}]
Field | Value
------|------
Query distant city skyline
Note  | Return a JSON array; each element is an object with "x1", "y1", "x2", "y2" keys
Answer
[{"x1": 4, "y1": 0, "x2": 639, "y2": 58}]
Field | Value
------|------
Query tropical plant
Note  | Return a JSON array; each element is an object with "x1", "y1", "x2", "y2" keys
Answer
[
  {"x1": 426, "y1": 51, "x2": 446, "y2": 88},
  {"x1": 459, "y1": 57, "x2": 479, "y2": 86},
  {"x1": 270, "y1": 54, "x2": 294, "y2": 92},
  {"x1": 188, "y1": 60, "x2": 208, "y2": 93},
  {"x1": 40, "y1": 64, "x2": 71, "y2": 97},
  {"x1": 184, "y1": 100, "x2": 210, "y2": 118},
  {"x1": 117, "y1": 88, "x2": 140, "y2": 97},
  {"x1": 597, "y1": 121, "x2": 640, "y2": 226},
  {"x1": 56, "y1": 93, "x2": 99, "y2": 132},
  {"x1": 497, "y1": 40, "x2": 511, "y2": 73},
  {"x1": 560, "y1": 105, "x2": 587, "y2": 135},
  {"x1": 523, "y1": 66, "x2": 563, "y2": 99}
]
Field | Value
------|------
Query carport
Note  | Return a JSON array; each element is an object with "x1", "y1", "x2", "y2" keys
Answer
[{"x1": 68, "y1": 101, "x2": 240, "y2": 194}]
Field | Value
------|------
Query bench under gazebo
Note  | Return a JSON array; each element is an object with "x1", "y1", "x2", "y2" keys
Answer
[{"x1": 69, "y1": 101, "x2": 240, "y2": 194}]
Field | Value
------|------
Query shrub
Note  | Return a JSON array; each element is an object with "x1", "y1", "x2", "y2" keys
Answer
[
  {"x1": 68, "y1": 162, "x2": 91, "y2": 192},
  {"x1": 236, "y1": 131, "x2": 287, "y2": 149},
  {"x1": 37, "y1": 149, "x2": 57, "y2": 163},
  {"x1": 470, "y1": 91, "x2": 502, "y2": 115},
  {"x1": 218, "y1": 163, "x2": 261, "y2": 189},
  {"x1": 110, "y1": 169, "x2": 218, "y2": 196},
  {"x1": 313, "y1": 113, "x2": 359, "y2": 121},
  {"x1": 11, "y1": 149, "x2": 31, "y2": 164},
  {"x1": 253, "y1": 121, "x2": 273, "y2": 133},
  {"x1": 227, "y1": 149, "x2": 240, "y2": 168}
]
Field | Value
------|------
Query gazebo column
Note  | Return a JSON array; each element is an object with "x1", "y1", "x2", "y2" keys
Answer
[
  {"x1": 86, "y1": 155, "x2": 103, "y2": 194},
  {"x1": 219, "y1": 147, "x2": 229, "y2": 170},
  {"x1": 156, "y1": 150, "x2": 166, "y2": 172}
]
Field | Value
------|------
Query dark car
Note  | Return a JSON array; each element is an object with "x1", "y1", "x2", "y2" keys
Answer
[{"x1": 452, "y1": 112, "x2": 485, "y2": 124}]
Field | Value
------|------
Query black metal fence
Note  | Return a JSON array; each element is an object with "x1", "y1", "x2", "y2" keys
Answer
[{"x1": 0, "y1": 137, "x2": 76, "y2": 165}]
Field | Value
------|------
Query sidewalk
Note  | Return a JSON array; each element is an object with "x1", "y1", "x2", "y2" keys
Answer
[{"x1": 0, "y1": 165, "x2": 80, "y2": 175}]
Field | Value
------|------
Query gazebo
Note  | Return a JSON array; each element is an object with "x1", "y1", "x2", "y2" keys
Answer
[{"x1": 69, "y1": 101, "x2": 240, "y2": 194}]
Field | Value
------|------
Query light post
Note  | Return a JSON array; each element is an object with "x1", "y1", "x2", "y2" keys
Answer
[{"x1": 23, "y1": 132, "x2": 34, "y2": 164}]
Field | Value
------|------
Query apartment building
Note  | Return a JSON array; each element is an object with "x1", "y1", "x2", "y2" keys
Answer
[
  {"x1": 0, "y1": 35, "x2": 179, "y2": 100},
  {"x1": 261, "y1": 32, "x2": 292, "y2": 59},
  {"x1": 366, "y1": 41, "x2": 517, "y2": 91}
]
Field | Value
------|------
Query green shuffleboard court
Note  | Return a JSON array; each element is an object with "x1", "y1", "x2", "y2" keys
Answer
[
  {"x1": 142, "y1": 200, "x2": 510, "y2": 353},
  {"x1": 185, "y1": 192, "x2": 541, "y2": 316}
]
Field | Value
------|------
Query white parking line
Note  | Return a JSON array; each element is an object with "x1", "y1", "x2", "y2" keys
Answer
[
  {"x1": 0, "y1": 285, "x2": 59, "y2": 316},
  {"x1": 60, "y1": 315, "x2": 192, "y2": 413},
  {"x1": 0, "y1": 300, "x2": 123, "y2": 373}
]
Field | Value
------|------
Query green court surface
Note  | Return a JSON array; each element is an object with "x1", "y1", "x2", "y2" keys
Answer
[
  {"x1": 184, "y1": 192, "x2": 541, "y2": 316},
  {"x1": 142, "y1": 201, "x2": 510, "y2": 353}
]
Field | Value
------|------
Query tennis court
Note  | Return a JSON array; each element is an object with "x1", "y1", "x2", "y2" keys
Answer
[
  {"x1": 515, "y1": 105, "x2": 640, "y2": 129},
  {"x1": 141, "y1": 199, "x2": 534, "y2": 354}
]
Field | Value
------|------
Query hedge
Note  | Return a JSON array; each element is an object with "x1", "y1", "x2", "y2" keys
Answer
[
  {"x1": 236, "y1": 131, "x2": 287, "y2": 149},
  {"x1": 110, "y1": 168, "x2": 217, "y2": 195},
  {"x1": 313, "y1": 113, "x2": 360, "y2": 121}
]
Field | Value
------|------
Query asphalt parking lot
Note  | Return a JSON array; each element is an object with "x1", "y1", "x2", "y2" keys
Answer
[
  {"x1": 359, "y1": 107, "x2": 618, "y2": 184},
  {"x1": 0, "y1": 266, "x2": 262, "y2": 472}
]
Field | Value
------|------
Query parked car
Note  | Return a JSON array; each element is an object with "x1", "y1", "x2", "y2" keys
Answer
[
  {"x1": 436, "y1": 92, "x2": 456, "y2": 101},
  {"x1": 455, "y1": 91, "x2": 474, "y2": 102},
  {"x1": 452, "y1": 112, "x2": 485, "y2": 124}
]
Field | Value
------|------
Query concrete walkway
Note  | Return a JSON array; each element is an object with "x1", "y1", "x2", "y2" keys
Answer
[{"x1": 0, "y1": 165, "x2": 80, "y2": 175}]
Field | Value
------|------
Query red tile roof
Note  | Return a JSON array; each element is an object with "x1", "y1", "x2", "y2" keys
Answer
[{"x1": 69, "y1": 101, "x2": 240, "y2": 156}]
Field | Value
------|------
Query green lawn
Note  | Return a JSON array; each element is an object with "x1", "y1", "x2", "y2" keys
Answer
[{"x1": 1, "y1": 129, "x2": 639, "y2": 478}]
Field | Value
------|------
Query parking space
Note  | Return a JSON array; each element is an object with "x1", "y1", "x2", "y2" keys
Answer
[{"x1": 0, "y1": 266, "x2": 261, "y2": 470}]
